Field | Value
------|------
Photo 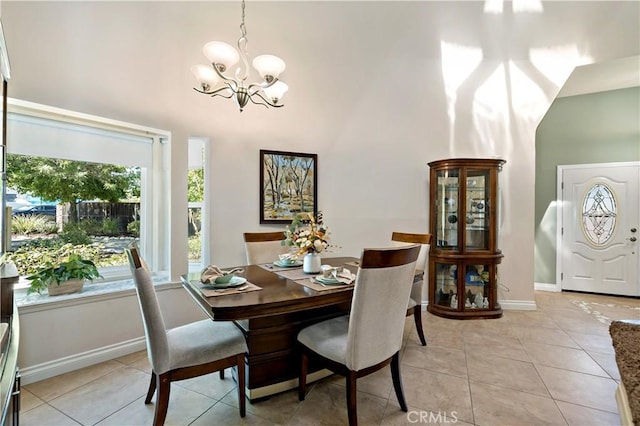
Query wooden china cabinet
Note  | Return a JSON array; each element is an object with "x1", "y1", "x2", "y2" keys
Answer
[{"x1": 427, "y1": 158, "x2": 505, "y2": 319}]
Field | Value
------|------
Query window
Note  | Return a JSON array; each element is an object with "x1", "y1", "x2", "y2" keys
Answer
[
  {"x1": 6, "y1": 154, "x2": 141, "y2": 278},
  {"x1": 188, "y1": 167, "x2": 203, "y2": 269},
  {"x1": 188, "y1": 137, "x2": 209, "y2": 272},
  {"x1": 581, "y1": 183, "x2": 617, "y2": 246},
  {"x1": 6, "y1": 99, "x2": 170, "y2": 285}
]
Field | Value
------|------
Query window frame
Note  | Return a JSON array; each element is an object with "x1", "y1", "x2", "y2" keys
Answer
[{"x1": 6, "y1": 98, "x2": 171, "y2": 283}]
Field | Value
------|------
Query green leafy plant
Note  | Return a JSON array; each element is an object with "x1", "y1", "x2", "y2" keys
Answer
[
  {"x1": 26, "y1": 253, "x2": 102, "y2": 295},
  {"x1": 77, "y1": 218, "x2": 103, "y2": 235},
  {"x1": 101, "y1": 218, "x2": 121, "y2": 235},
  {"x1": 126, "y1": 220, "x2": 140, "y2": 236},
  {"x1": 188, "y1": 233, "x2": 201, "y2": 261},
  {"x1": 1, "y1": 241, "x2": 126, "y2": 276},
  {"x1": 59, "y1": 223, "x2": 92, "y2": 245},
  {"x1": 11, "y1": 214, "x2": 58, "y2": 235}
]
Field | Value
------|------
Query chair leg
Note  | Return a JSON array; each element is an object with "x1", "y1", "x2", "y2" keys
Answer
[
  {"x1": 346, "y1": 371, "x2": 358, "y2": 426},
  {"x1": 236, "y1": 354, "x2": 246, "y2": 418},
  {"x1": 153, "y1": 373, "x2": 171, "y2": 426},
  {"x1": 298, "y1": 352, "x2": 308, "y2": 401},
  {"x1": 391, "y1": 352, "x2": 408, "y2": 412},
  {"x1": 145, "y1": 372, "x2": 157, "y2": 404},
  {"x1": 219, "y1": 369, "x2": 225, "y2": 380},
  {"x1": 413, "y1": 305, "x2": 427, "y2": 346}
]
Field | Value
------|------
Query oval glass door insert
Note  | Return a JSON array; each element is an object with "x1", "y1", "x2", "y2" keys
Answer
[{"x1": 581, "y1": 183, "x2": 617, "y2": 246}]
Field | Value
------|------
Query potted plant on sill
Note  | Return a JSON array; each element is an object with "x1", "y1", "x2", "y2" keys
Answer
[{"x1": 26, "y1": 254, "x2": 102, "y2": 296}]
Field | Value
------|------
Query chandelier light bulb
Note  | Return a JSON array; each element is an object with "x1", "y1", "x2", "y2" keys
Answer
[
  {"x1": 203, "y1": 41, "x2": 240, "y2": 72},
  {"x1": 263, "y1": 81, "x2": 288, "y2": 104},
  {"x1": 253, "y1": 55, "x2": 286, "y2": 82},
  {"x1": 190, "y1": 64, "x2": 220, "y2": 91}
]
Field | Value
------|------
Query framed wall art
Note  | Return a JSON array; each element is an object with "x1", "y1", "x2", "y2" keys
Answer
[{"x1": 260, "y1": 149, "x2": 317, "y2": 224}]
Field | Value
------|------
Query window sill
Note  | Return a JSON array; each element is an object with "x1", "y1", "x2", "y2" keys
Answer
[{"x1": 16, "y1": 273, "x2": 175, "y2": 313}]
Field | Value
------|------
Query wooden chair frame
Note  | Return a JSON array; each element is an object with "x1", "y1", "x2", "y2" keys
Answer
[
  {"x1": 298, "y1": 245, "x2": 420, "y2": 426},
  {"x1": 128, "y1": 247, "x2": 246, "y2": 425},
  {"x1": 243, "y1": 231, "x2": 286, "y2": 243}
]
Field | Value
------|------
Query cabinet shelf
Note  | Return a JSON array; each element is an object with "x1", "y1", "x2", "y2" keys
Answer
[{"x1": 428, "y1": 158, "x2": 505, "y2": 320}]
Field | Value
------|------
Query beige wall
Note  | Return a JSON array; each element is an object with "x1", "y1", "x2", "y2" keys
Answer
[
  {"x1": 17, "y1": 285, "x2": 207, "y2": 384},
  {"x1": 3, "y1": 1, "x2": 639, "y2": 309}
]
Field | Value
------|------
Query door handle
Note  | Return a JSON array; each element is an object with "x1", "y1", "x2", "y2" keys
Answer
[
  {"x1": 629, "y1": 237, "x2": 637, "y2": 242},
  {"x1": 631, "y1": 228, "x2": 637, "y2": 233}
]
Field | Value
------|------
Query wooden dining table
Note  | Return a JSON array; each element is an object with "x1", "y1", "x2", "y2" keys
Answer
[{"x1": 180, "y1": 256, "x2": 359, "y2": 401}]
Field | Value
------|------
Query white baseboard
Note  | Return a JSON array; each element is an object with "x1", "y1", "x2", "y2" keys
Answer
[
  {"x1": 616, "y1": 382, "x2": 633, "y2": 426},
  {"x1": 425, "y1": 301, "x2": 537, "y2": 311},
  {"x1": 535, "y1": 282, "x2": 561, "y2": 292},
  {"x1": 426, "y1": 300, "x2": 537, "y2": 310},
  {"x1": 20, "y1": 337, "x2": 147, "y2": 385},
  {"x1": 499, "y1": 300, "x2": 537, "y2": 310}
]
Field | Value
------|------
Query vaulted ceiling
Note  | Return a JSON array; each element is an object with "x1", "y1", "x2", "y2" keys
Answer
[{"x1": 3, "y1": 1, "x2": 639, "y2": 141}]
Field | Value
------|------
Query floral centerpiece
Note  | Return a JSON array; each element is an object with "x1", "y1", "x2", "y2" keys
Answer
[
  {"x1": 283, "y1": 212, "x2": 330, "y2": 273},
  {"x1": 284, "y1": 211, "x2": 330, "y2": 256}
]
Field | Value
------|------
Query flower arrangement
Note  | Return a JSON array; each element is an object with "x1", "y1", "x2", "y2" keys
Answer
[{"x1": 283, "y1": 211, "x2": 330, "y2": 257}]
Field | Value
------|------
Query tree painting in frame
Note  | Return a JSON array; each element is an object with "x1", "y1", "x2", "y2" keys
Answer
[{"x1": 260, "y1": 150, "x2": 317, "y2": 224}]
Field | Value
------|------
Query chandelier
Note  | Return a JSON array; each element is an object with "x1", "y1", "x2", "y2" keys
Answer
[{"x1": 191, "y1": 0, "x2": 288, "y2": 112}]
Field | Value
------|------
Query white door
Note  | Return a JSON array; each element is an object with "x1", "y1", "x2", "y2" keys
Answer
[{"x1": 560, "y1": 163, "x2": 639, "y2": 296}]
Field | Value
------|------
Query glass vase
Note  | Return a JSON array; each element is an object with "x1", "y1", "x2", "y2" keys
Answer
[{"x1": 303, "y1": 252, "x2": 321, "y2": 274}]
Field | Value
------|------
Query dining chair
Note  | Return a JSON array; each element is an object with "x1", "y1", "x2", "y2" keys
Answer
[
  {"x1": 243, "y1": 231, "x2": 289, "y2": 264},
  {"x1": 297, "y1": 245, "x2": 421, "y2": 426},
  {"x1": 391, "y1": 231, "x2": 432, "y2": 346},
  {"x1": 126, "y1": 247, "x2": 247, "y2": 425}
]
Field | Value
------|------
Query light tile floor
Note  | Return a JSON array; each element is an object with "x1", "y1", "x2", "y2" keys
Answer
[{"x1": 20, "y1": 291, "x2": 640, "y2": 425}]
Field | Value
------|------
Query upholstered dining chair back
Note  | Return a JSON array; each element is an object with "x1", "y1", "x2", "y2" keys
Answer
[
  {"x1": 346, "y1": 245, "x2": 420, "y2": 371},
  {"x1": 243, "y1": 231, "x2": 289, "y2": 264},
  {"x1": 127, "y1": 247, "x2": 170, "y2": 374},
  {"x1": 391, "y1": 232, "x2": 431, "y2": 299}
]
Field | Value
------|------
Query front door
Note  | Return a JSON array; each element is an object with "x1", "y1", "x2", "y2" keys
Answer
[{"x1": 560, "y1": 162, "x2": 639, "y2": 296}]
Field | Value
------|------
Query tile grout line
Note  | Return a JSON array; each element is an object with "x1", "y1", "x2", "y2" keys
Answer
[{"x1": 24, "y1": 362, "x2": 129, "y2": 404}]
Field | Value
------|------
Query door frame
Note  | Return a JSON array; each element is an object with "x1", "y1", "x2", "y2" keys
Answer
[{"x1": 556, "y1": 161, "x2": 640, "y2": 293}]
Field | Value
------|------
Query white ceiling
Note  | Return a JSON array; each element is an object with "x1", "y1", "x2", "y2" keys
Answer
[
  {"x1": 2, "y1": 1, "x2": 639, "y2": 140},
  {"x1": 558, "y1": 55, "x2": 640, "y2": 98}
]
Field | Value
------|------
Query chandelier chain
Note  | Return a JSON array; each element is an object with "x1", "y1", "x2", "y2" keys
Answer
[{"x1": 240, "y1": 0, "x2": 247, "y2": 39}]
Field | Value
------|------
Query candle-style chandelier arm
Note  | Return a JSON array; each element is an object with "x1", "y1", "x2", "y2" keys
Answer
[
  {"x1": 248, "y1": 90, "x2": 284, "y2": 108},
  {"x1": 210, "y1": 63, "x2": 240, "y2": 89},
  {"x1": 246, "y1": 78, "x2": 276, "y2": 95},
  {"x1": 193, "y1": 85, "x2": 235, "y2": 99}
]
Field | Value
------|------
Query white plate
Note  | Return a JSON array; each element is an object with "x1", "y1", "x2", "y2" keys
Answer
[
  {"x1": 204, "y1": 276, "x2": 247, "y2": 289},
  {"x1": 274, "y1": 260, "x2": 303, "y2": 268}
]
